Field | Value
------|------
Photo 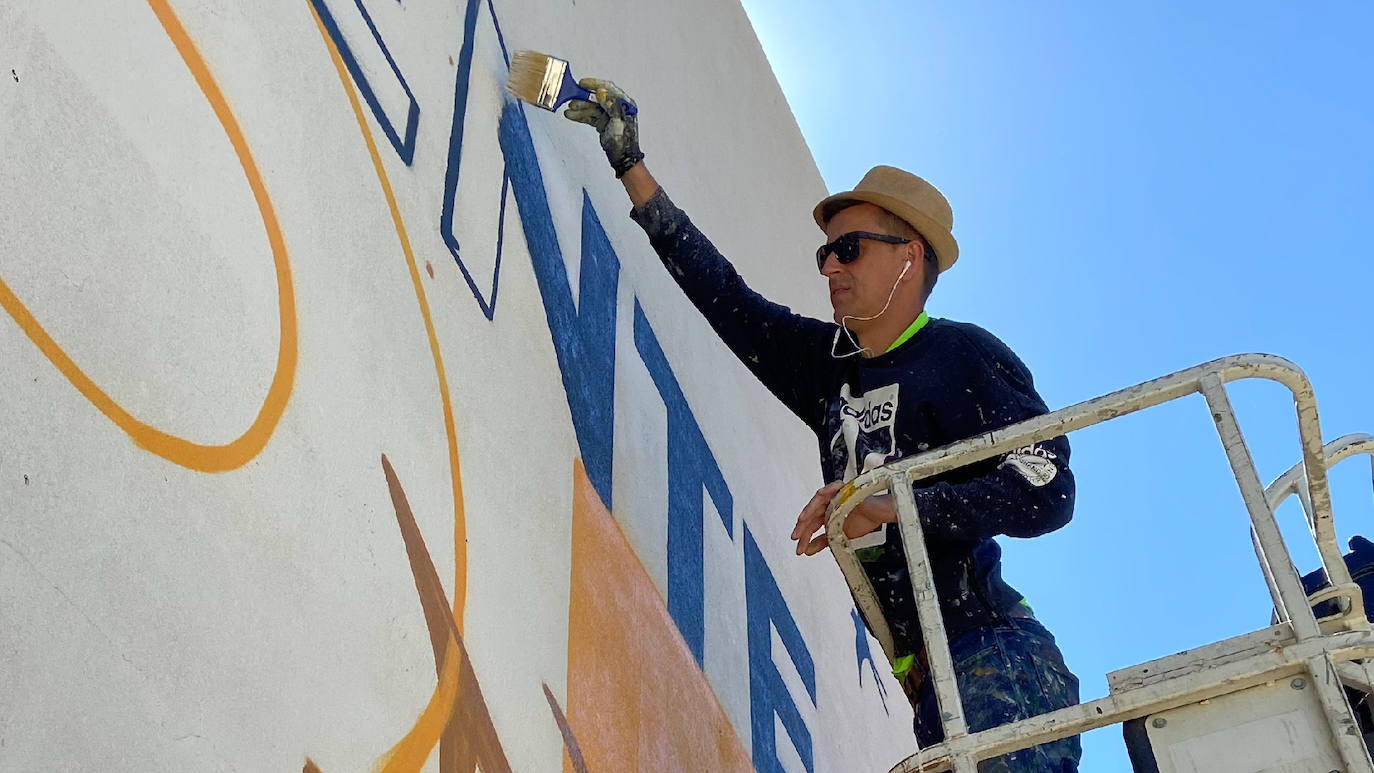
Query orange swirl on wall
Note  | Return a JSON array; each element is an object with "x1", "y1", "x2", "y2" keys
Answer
[
  {"x1": 0, "y1": 0, "x2": 298, "y2": 473},
  {"x1": 305, "y1": 4, "x2": 470, "y2": 771}
]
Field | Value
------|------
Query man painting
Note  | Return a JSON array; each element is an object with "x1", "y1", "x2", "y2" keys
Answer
[{"x1": 564, "y1": 80, "x2": 1082, "y2": 772}]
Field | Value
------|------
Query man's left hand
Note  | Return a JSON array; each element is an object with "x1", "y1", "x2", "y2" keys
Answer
[{"x1": 790, "y1": 482, "x2": 898, "y2": 556}]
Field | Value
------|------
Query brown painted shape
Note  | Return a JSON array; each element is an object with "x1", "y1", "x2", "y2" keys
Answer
[
  {"x1": 302, "y1": 760, "x2": 322, "y2": 773},
  {"x1": 565, "y1": 460, "x2": 751, "y2": 772},
  {"x1": 381, "y1": 455, "x2": 511, "y2": 773},
  {"x1": 542, "y1": 682, "x2": 589, "y2": 773}
]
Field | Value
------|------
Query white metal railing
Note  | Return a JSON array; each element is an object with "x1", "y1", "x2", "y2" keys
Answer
[
  {"x1": 1257, "y1": 433, "x2": 1374, "y2": 635},
  {"x1": 823, "y1": 353, "x2": 1372, "y2": 773}
]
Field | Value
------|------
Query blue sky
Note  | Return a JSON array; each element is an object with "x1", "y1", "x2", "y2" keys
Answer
[{"x1": 740, "y1": 1, "x2": 1374, "y2": 768}]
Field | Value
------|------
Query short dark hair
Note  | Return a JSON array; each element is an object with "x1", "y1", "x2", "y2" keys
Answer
[{"x1": 876, "y1": 209, "x2": 939, "y2": 299}]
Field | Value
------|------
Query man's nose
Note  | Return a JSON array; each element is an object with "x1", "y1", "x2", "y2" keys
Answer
[{"x1": 819, "y1": 252, "x2": 844, "y2": 276}]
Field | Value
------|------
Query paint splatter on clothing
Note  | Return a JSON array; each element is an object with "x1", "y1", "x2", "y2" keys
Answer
[
  {"x1": 630, "y1": 188, "x2": 1076, "y2": 661},
  {"x1": 915, "y1": 619, "x2": 1081, "y2": 772}
]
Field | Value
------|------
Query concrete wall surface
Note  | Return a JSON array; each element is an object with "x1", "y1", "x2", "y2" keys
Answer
[{"x1": 0, "y1": 0, "x2": 915, "y2": 770}]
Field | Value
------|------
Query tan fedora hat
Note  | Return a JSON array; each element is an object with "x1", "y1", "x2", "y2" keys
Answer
[{"x1": 813, "y1": 165, "x2": 959, "y2": 272}]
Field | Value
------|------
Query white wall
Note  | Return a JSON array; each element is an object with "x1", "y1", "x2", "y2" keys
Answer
[{"x1": 0, "y1": 0, "x2": 914, "y2": 770}]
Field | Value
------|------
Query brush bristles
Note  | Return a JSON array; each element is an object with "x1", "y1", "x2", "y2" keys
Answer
[{"x1": 506, "y1": 50, "x2": 568, "y2": 110}]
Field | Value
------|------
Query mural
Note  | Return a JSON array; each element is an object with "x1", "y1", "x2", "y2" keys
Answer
[{"x1": 0, "y1": 0, "x2": 913, "y2": 770}]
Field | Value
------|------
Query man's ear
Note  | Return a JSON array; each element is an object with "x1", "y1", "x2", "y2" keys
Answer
[
  {"x1": 898, "y1": 241, "x2": 923, "y2": 282},
  {"x1": 907, "y1": 239, "x2": 925, "y2": 266}
]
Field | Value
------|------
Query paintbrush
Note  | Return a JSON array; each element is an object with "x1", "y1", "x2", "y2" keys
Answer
[{"x1": 505, "y1": 50, "x2": 637, "y2": 115}]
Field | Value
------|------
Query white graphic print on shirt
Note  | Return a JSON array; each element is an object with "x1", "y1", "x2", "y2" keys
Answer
[
  {"x1": 830, "y1": 382, "x2": 901, "y2": 482},
  {"x1": 829, "y1": 383, "x2": 901, "y2": 549},
  {"x1": 998, "y1": 444, "x2": 1059, "y2": 487}
]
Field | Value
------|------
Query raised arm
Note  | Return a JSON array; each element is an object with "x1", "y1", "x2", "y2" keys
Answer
[{"x1": 563, "y1": 77, "x2": 838, "y2": 425}]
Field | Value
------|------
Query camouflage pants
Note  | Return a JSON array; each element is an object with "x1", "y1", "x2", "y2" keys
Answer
[{"x1": 914, "y1": 619, "x2": 1081, "y2": 773}]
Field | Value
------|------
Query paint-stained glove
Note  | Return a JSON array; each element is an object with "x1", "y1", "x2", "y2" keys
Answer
[{"x1": 563, "y1": 78, "x2": 644, "y2": 178}]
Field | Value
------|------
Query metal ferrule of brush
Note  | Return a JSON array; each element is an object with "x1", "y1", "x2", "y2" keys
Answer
[{"x1": 538, "y1": 58, "x2": 570, "y2": 109}]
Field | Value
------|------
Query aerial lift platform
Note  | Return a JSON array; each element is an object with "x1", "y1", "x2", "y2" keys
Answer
[{"x1": 826, "y1": 353, "x2": 1374, "y2": 773}]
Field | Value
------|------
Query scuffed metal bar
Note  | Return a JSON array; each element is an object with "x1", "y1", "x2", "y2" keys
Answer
[
  {"x1": 888, "y1": 631, "x2": 1374, "y2": 772},
  {"x1": 1251, "y1": 527, "x2": 1290, "y2": 623},
  {"x1": 1256, "y1": 433, "x2": 1374, "y2": 632},
  {"x1": 846, "y1": 355, "x2": 1337, "y2": 572},
  {"x1": 1306, "y1": 652, "x2": 1374, "y2": 771},
  {"x1": 1337, "y1": 660, "x2": 1374, "y2": 695},
  {"x1": 831, "y1": 354, "x2": 1346, "y2": 658},
  {"x1": 1266, "y1": 433, "x2": 1374, "y2": 514},
  {"x1": 891, "y1": 478, "x2": 968, "y2": 739},
  {"x1": 1266, "y1": 433, "x2": 1374, "y2": 562},
  {"x1": 824, "y1": 477, "x2": 901, "y2": 664},
  {"x1": 1200, "y1": 374, "x2": 1321, "y2": 642},
  {"x1": 826, "y1": 476, "x2": 899, "y2": 664}
]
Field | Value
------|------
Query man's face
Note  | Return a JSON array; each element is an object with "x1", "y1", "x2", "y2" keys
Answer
[{"x1": 820, "y1": 203, "x2": 918, "y2": 326}]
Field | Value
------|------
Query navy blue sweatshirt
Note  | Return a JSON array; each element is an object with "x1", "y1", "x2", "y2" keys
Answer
[{"x1": 630, "y1": 189, "x2": 1075, "y2": 659}]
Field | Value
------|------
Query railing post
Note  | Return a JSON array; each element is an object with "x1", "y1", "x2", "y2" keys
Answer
[
  {"x1": 1200, "y1": 374, "x2": 1322, "y2": 641},
  {"x1": 827, "y1": 480, "x2": 901, "y2": 664},
  {"x1": 1308, "y1": 652, "x2": 1374, "y2": 770},
  {"x1": 890, "y1": 475, "x2": 969, "y2": 740}
]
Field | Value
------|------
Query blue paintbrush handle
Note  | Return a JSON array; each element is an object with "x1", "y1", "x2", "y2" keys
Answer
[{"x1": 560, "y1": 70, "x2": 638, "y2": 116}]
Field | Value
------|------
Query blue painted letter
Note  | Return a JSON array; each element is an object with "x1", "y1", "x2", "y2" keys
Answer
[
  {"x1": 746, "y1": 525, "x2": 816, "y2": 773},
  {"x1": 309, "y1": 0, "x2": 420, "y2": 164},
  {"x1": 498, "y1": 101, "x2": 617, "y2": 508},
  {"x1": 634, "y1": 300, "x2": 735, "y2": 665}
]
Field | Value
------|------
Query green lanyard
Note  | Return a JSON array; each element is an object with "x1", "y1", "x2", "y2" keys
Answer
[{"x1": 884, "y1": 311, "x2": 930, "y2": 354}]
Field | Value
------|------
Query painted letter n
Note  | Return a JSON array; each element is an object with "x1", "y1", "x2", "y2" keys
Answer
[{"x1": 498, "y1": 101, "x2": 616, "y2": 508}]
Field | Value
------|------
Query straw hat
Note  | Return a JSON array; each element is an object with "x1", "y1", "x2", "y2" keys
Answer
[{"x1": 813, "y1": 165, "x2": 959, "y2": 272}]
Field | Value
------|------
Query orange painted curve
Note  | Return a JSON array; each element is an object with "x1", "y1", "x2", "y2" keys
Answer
[
  {"x1": 0, "y1": 0, "x2": 298, "y2": 473},
  {"x1": 305, "y1": 5, "x2": 470, "y2": 771}
]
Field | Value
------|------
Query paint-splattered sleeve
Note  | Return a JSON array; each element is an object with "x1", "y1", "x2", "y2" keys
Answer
[
  {"x1": 631, "y1": 187, "x2": 836, "y2": 426},
  {"x1": 909, "y1": 327, "x2": 1075, "y2": 542}
]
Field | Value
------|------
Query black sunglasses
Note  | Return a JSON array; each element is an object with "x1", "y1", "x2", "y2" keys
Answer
[{"x1": 815, "y1": 231, "x2": 911, "y2": 271}]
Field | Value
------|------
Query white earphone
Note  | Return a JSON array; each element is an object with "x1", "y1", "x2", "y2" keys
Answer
[{"x1": 830, "y1": 259, "x2": 914, "y2": 359}]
